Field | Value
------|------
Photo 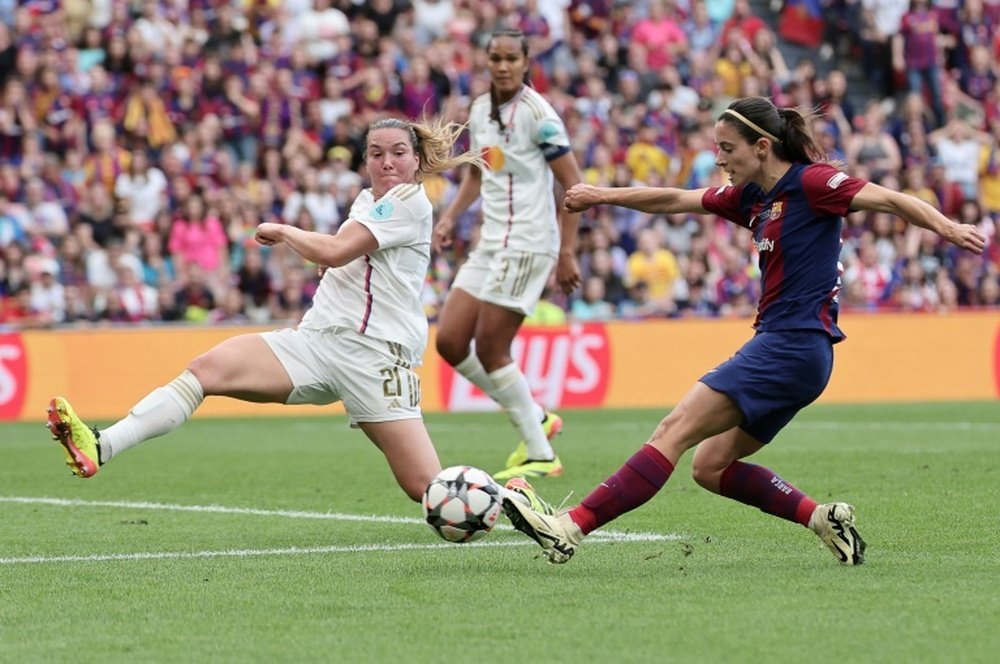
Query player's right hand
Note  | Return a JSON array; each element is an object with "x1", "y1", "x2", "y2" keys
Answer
[
  {"x1": 254, "y1": 222, "x2": 284, "y2": 246},
  {"x1": 432, "y1": 217, "x2": 455, "y2": 253},
  {"x1": 564, "y1": 184, "x2": 602, "y2": 213}
]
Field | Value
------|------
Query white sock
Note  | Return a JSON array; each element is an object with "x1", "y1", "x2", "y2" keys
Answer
[
  {"x1": 454, "y1": 352, "x2": 545, "y2": 421},
  {"x1": 454, "y1": 352, "x2": 495, "y2": 395},
  {"x1": 488, "y1": 363, "x2": 552, "y2": 460},
  {"x1": 100, "y1": 370, "x2": 204, "y2": 461}
]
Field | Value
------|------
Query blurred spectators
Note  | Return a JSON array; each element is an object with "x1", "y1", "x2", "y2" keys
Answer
[
  {"x1": 570, "y1": 275, "x2": 616, "y2": 321},
  {"x1": 28, "y1": 257, "x2": 65, "y2": 324},
  {"x1": 858, "y1": 0, "x2": 907, "y2": 100},
  {"x1": 625, "y1": 227, "x2": 680, "y2": 316},
  {"x1": 114, "y1": 148, "x2": 167, "y2": 233},
  {"x1": 892, "y1": 0, "x2": 945, "y2": 127},
  {"x1": 928, "y1": 117, "x2": 990, "y2": 201},
  {"x1": 0, "y1": 0, "x2": 995, "y2": 332},
  {"x1": 845, "y1": 101, "x2": 901, "y2": 184}
]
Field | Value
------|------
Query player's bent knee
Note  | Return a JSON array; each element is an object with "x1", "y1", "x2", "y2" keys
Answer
[
  {"x1": 186, "y1": 354, "x2": 213, "y2": 385},
  {"x1": 434, "y1": 335, "x2": 467, "y2": 366},
  {"x1": 186, "y1": 352, "x2": 236, "y2": 395}
]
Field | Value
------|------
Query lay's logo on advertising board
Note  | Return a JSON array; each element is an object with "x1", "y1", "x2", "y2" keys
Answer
[{"x1": 441, "y1": 324, "x2": 610, "y2": 411}]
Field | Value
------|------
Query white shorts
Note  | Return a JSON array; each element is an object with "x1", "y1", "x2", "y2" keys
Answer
[
  {"x1": 451, "y1": 247, "x2": 556, "y2": 316},
  {"x1": 261, "y1": 326, "x2": 422, "y2": 427}
]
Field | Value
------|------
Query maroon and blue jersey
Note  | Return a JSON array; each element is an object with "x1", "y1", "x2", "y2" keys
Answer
[{"x1": 701, "y1": 163, "x2": 867, "y2": 342}]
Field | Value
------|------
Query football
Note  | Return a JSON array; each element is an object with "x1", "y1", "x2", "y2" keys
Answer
[{"x1": 422, "y1": 465, "x2": 503, "y2": 543}]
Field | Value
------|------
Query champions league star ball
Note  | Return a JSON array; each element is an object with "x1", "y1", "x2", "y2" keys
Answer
[{"x1": 423, "y1": 465, "x2": 503, "y2": 543}]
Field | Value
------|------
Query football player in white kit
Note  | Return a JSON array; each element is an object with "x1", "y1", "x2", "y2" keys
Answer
[
  {"x1": 433, "y1": 29, "x2": 584, "y2": 482},
  {"x1": 46, "y1": 117, "x2": 484, "y2": 504}
]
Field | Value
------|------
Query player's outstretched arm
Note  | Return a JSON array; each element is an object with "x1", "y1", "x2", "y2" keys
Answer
[
  {"x1": 255, "y1": 221, "x2": 379, "y2": 267},
  {"x1": 564, "y1": 184, "x2": 710, "y2": 215},
  {"x1": 849, "y1": 182, "x2": 986, "y2": 254}
]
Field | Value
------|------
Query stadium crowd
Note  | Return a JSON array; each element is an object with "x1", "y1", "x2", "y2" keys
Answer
[{"x1": 1, "y1": 0, "x2": 998, "y2": 330}]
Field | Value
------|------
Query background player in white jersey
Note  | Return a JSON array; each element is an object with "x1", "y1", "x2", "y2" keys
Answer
[
  {"x1": 432, "y1": 29, "x2": 584, "y2": 482},
  {"x1": 46, "y1": 117, "x2": 483, "y2": 503}
]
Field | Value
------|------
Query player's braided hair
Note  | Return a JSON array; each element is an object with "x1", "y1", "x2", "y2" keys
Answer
[
  {"x1": 366, "y1": 117, "x2": 484, "y2": 178},
  {"x1": 720, "y1": 97, "x2": 827, "y2": 165},
  {"x1": 486, "y1": 29, "x2": 531, "y2": 132}
]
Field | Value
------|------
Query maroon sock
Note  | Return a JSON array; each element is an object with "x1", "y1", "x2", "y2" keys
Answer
[
  {"x1": 718, "y1": 461, "x2": 817, "y2": 526},
  {"x1": 569, "y1": 444, "x2": 675, "y2": 535}
]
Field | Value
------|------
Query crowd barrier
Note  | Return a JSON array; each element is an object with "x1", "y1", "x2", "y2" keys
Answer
[{"x1": 2, "y1": 311, "x2": 997, "y2": 422}]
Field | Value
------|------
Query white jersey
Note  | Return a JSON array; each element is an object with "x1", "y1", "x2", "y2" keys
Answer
[
  {"x1": 299, "y1": 182, "x2": 432, "y2": 364},
  {"x1": 469, "y1": 85, "x2": 571, "y2": 255}
]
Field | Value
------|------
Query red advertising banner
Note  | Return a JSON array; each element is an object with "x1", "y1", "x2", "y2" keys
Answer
[
  {"x1": 438, "y1": 324, "x2": 610, "y2": 411},
  {"x1": 0, "y1": 333, "x2": 27, "y2": 420}
]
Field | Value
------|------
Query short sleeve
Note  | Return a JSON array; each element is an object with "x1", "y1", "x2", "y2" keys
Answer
[
  {"x1": 701, "y1": 184, "x2": 749, "y2": 227},
  {"x1": 535, "y1": 116, "x2": 571, "y2": 162},
  {"x1": 801, "y1": 163, "x2": 868, "y2": 216},
  {"x1": 353, "y1": 184, "x2": 431, "y2": 249}
]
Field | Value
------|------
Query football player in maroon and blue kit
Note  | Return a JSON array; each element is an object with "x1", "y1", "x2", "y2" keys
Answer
[{"x1": 501, "y1": 96, "x2": 986, "y2": 566}]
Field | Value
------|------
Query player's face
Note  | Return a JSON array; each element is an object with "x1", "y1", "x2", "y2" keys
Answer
[
  {"x1": 713, "y1": 120, "x2": 764, "y2": 187},
  {"x1": 366, "y1": 127, "x2": 419, "y2": 198},
  {"x1": 487, "y1": 36, "x2": 529, "y2": 101}
]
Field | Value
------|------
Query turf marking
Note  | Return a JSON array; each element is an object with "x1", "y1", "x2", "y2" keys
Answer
[
  {"x1": 0, "y1": 496, "x2": 682, "y2": 566},
  {"x1": 0, "y1": 541, "x2": 531, "y2": 565}
]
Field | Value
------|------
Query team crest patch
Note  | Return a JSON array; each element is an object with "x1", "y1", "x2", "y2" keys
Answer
[
  {"x1": 372, "y1": 200, "x2": 394, "y2": 220},
  {"x1": 482, "y1": 145, "x2": 505, "y2": 171},
  {"x1": 770, "y1": 202, "x2": 783, "y2": 219}
]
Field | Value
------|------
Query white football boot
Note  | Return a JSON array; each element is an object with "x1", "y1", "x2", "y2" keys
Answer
[
  {"x1": 808, "y1": 502, "x2": 866, "y2": 565},
  {"x1": 502, "y1": 497, "x2": 583, "y2": 564}
]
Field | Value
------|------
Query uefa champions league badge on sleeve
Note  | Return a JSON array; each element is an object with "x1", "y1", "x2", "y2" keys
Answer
[
  {"x1": 538, "y1": 118, "x2": 561, "y2": 142},
  {"x1": 372, "y1": 200, "x2": 394, "y2": 221}
]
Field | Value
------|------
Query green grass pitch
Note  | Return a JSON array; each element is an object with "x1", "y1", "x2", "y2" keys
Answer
[{"x1": 2, "y1": 402, "x2": 998, "y2": 663}]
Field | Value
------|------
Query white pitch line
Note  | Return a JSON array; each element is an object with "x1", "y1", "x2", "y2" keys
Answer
[
  {"x1": 0, "y1": 540, "x2": 531, "y2": 565},
  {"x1": 0, "y1": 495, "x2": 425, "y2": 525},
  {"x1": 0, "y1": 528, "x2": 682, "y2": 566},
  {"x1": 0, "y1": 495, "x2": 674, "y2": 539},
  {"x1": 0, "y1": 496, "x2": 682, "y2": 565}
]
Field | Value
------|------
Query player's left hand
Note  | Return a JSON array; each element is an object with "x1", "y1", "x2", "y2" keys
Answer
[
  {"x1": 947, "y1": 222, "x2": 987, "y2": 254},
  {"x1": 555, "y1": 252, "x2": 581, "y2": 294}
]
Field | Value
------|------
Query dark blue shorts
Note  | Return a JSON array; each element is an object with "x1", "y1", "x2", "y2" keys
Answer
[{"x1": 700, "y1": 330, "x2": 834, "y2": 444}]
